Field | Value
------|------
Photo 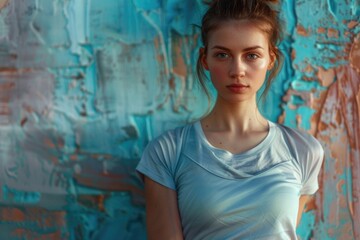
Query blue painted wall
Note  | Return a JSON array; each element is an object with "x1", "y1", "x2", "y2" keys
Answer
[{"x1": 0, "y1": 0, "x2": 359, "y2": 239}]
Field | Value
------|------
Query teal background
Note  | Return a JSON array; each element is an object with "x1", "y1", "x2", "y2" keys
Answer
[{"x1": 0, "y1": 0, "x2": 359, "y2": 239}]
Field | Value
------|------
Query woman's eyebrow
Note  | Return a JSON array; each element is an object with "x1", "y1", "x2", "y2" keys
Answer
[{"x1": 211, "y1": 45, "x2": 264, "y2": 51}]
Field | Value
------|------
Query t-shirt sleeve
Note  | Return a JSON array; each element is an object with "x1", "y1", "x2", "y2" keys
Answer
[
  {"x1": 299, "y1": 135, "x2": 324, "y2": 195},
  {"x1": 136, "y1": 131, "x2": 178, "y2": 190}
]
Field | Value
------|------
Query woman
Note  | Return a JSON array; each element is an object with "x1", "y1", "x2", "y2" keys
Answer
[{"x1": 136, "y1": 0, "x2": 324, "y2": 239}]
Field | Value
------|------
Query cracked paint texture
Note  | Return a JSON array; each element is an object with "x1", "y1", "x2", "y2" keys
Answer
[{"x1": 0, "y1": 0, "x2": 358, "y2": 239}]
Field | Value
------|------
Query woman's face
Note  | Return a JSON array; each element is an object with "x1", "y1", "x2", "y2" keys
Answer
[{"x1": 201, "y1": 20, "x2": 274, "y2": 104}]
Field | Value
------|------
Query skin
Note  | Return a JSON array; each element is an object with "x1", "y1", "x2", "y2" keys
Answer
[
  {"x1": 145, "y1": 19, "x2": 311, "y2": 239},
  {"x1": 0, "y1": 0, "x2": 9, "y2": 10},
  {"x1": 200, "y1": 20, "x2": 274, "y2": 153},
  {"x1": 144, "y1": 176, "x2": 183, "y2": 240}
]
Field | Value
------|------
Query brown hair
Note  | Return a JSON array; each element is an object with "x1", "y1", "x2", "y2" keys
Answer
[{"x1": 196, "y1": 0, "x2": 284, "y2": 102}]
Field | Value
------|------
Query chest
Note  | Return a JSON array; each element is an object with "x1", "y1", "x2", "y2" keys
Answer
[
  {"x1": 203, "y1": 130, "x2": 268, "y2": 154},
  {"x1": 175, "y1": 159, "x2": 301, "y2": 231}
]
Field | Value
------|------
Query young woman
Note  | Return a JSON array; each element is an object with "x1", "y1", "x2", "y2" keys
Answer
[{"x1": 136, "y1": 0, "x2": 324, "y2": 239}]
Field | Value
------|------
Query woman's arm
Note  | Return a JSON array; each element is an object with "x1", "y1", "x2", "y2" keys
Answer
[
  {"x1": 144, "y1": 176, "x2": 184, "y2": 240},
  {"x1": 297, "y1": 195, "x2": 311, "y2": 226}
]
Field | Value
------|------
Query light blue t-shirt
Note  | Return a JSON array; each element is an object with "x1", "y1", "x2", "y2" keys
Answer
[{"x1": 136, "y1": 121, "x2": 324, "y2": 240}]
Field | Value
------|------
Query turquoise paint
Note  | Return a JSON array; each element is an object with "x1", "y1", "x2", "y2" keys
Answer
[
  {"x1": 2, "y1": 185, "x2": 41, "y2": 204},
  {"x1": 296, "y1": 211, "x2": 316, "y2": 240},
  {"x1": 297, "y1": 106, "x2": 316, "y2": 130},
  {"x1": 291, "y1": 95, "x2": 305, "y2": 106},
  {"x1": 0, "y1": 7, "x2": 9, "y2": 40},
  {"x1": 291, "y1": 79, "x2": 321, "y2": 92},
  {"x1": 0, "y1": 0, "x2": 358, "y2": 239},
  {"x1": 327, "y1": 0, "x2": 338, "y2": 20}
]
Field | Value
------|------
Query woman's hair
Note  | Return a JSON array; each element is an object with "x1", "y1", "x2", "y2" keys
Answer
[{"x1": 196, "y1": 0, "x2": 284, "y2": 102}]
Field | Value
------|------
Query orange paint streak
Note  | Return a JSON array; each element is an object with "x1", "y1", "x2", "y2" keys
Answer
[
  {"x1": 296, "y1": 24, "x2": 310, "y2": 36},
  {"x1": 291, "y1": 49, "x2": 296, "y2": 60},
  {"x1": 12, "y1": 229, "x2": 65, "y2": 240},
  {"x1": 347, "y1": 21, "x2": 358, "y2": 29},
  {"x1": 349, "y1": 33, "x2": 360, "y2": 73},
  {"x1": 77, "y1": 194, "x2": 107, "y2": 212},
  {"x1": 317, "y1": 27, "x2": 326, "y2": 34},
  {"x1": 317, "y1": 67, "x2": 335, "y2": 87},
  {"x1": 172, "y1": 36, "x2": 187, "y2": 77},
  {"x1": 1, "y1": 207, "x2": 67, "y2": 233},
  {"x1": 305, "y1": 196, "x2": 317, "y2": 212},
  {"x1": 315, "y1": 65, "x2": 360, "y2": 239},
  {"x1": 304, "y1": 64, "x2": 315, "y2": 74},
  {"x1": 327, "y1": 28, "x2": 339, "y2": 38},
  {"x1": 0, "y1": 208, "x2": 25, "y2": 222},
  {"x1": 169, "y1": 75, "x2": 175, "y2": 90},
  {"x1": 74, "y1": 174, "x2": 144, "y2": 197}
]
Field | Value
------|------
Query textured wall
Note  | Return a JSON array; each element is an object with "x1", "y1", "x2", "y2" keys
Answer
[{"x1": 0, "y1": 0, "x2": 358, "y2": 239}]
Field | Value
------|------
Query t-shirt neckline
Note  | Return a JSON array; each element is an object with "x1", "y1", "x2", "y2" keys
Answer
[{"x1": 194, "y1": 120, "x2": 275, "y2": 158}]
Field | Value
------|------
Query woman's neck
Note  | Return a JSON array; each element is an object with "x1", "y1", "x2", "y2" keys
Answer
[{"x1": 201, "y1": 97, "x2": 267, "y2": 133}]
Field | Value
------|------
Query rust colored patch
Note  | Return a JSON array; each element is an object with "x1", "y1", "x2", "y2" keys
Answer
[
  {"x1": 75, "y1": 174, "x2": 143, "y2": 195},
  {"x1": 305, "y1": 196, "x2": 317, "y2": 212},
  {"x1": 349, "y1": 33, "x2": 360, "y2": 73},
  {"x1": 172, "y1": 36, "x2": 187, "y2": 77},
  {"x1": 12, "y1": 229, "x2": 66, "y2": 240},
  {"x1": 317, "y1": 121, "x2": 327, "y2": 132},
  {"x1": 44, "y1": 138, "x2": 56, "y2": 148},
  {"x1": 154, "y1": 36, "x2": 159, "y2": 49},
  {"x1": 317, "y1": 27, "x2": 326, "y2": 34},
  {"x1": 310, "y1": 90, "x2": 328, "y2": 136},
  {"x1": 347, "y1": 20, "x2": 358, "y2": 29},
  {"x1": 0, "y1": 81, "x2": 15, "y2": 90},
  {"x1": 304, "y1": 64, "x2": 315, "y2": 74},
  {"x1": 0, "y1": 68, "x2": 33, "y2": 74},
  {"x1": 317, "y1": 67, "x2": 335, "y2": 87},
  {"x1": 77, "y1": 194, "x2": 107, "y2": 212},
  {"x1": 1, "y1": 207, "x2": 66, "y2": 228},
  {"x1": 278, "y1": 112, "x2": 285, "y2": 124},
  {"x1": 169, "y1": 75, "x2": 175, "y2": 90},
  {"x1": 315, "y1": 65, "x2": 360, "y2": 239},
  {"x1": 327, "y1": 28, "x2": 339, "y2": 38},
  {"x1": 156, "y1": 54, "x2": 164, "y2": 63},
  {"x1": 296, "y1": 24, "x2": 310, "y2": 36},
  {"x1": 0, "y1": 208, "x2": 25, "y2": 222},
  {"x1": 291, "y1": 49, "x2": 296, "y2": 60},
  {"x1": 154, "y1": 36, "x2": 165, "y2": 64}
]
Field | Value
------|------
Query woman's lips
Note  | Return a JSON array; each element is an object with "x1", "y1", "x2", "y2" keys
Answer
[{"x1": 226, "y1": 84, "x2": 249, "y2": 93}]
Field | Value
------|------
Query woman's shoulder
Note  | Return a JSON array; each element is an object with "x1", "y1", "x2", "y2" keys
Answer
[
  {"x1": 146, "y1": 122, "x2": 194, "y2": 152},
  {"x1": 272, "y1": 122, "x2": 324, "y2": 157}
]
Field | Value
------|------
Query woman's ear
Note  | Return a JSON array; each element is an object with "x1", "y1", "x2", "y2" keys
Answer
[
  {"x1": 268, "y1": 48, "x2": 276, "y2": 70},
  {"x1": 200, "y1": 47, "x2": 209, "y2": 70}
]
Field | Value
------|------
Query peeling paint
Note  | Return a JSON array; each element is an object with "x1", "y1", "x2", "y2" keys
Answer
[{"x1": 0, "y1": 0, "x2": 358, "y2": 239}]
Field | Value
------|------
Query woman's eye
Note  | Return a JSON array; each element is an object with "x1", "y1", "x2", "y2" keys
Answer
[
  {"x1": 215, "y1": 53, "x2": 229, "y2": 59},
  {"x1": 246, "y1": 53, "x2": 259, "y2": 60}
]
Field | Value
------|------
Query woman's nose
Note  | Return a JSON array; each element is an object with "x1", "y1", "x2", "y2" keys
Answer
[{"x1": 229, "y1": 58, "x2": 246, "y2": 78}]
